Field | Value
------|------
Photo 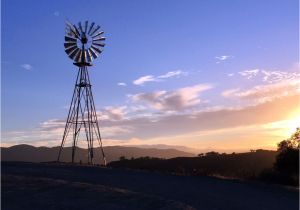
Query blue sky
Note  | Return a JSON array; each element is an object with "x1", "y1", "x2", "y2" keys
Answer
[{"x1": 2, "y1": 0, "x2": 299, "y2": 151}]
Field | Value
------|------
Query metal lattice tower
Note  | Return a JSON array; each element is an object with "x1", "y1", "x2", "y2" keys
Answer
[{"x1": 57, "y1": 20, "x2": 106, "y2": 165}]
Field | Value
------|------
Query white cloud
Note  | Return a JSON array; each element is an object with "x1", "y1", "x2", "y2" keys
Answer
[
  {"x1": 222, "y1": 79, "x2": 300, "y2": 103},
  {"x1": 227, "y1": 73, "x2": 234, "y2": 77},
  {"x1": 237, "y1": 68, "x2": 299, "y2": 83},
  {"x1": 117, "y1": 82, "x2": 127, "y2": 86},
  {"x1": 20, "y1": 64, "x2": 32, "y2": 70},
  {"x1": 238, "y1": 69, "x2": 260, "y2": 79},
  {"x1": 133, "y1": 75, "x2": 157, "y2": 85},
  {"x1": 157, "y1": 70, "x2": 187, "y2": 79},
  {"x1": 215, "y1": 55, "x2": 234, "y2": 63},
  {"x1": 129, "y1": 84, "x2": 213, "y2": 111},
  {"x1": 133, "y1": 70, "x2": 187, "y2": 86},
  {"x1": 261, "y1": 70, "x2": 299, "y2": 83}
]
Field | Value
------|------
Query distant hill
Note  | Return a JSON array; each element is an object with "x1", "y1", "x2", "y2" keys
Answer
[
  {"x1": 109, "y1": 150, "x2": 278, "y2": 179},
  {"x1": 124, "y1": 144, "x2": 199, "y2": 154},
  {"x1": 1, "y1": 144, "x2": 195, "y2": 164}
]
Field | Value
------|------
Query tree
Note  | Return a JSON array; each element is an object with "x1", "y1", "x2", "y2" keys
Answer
[
  {"x1": 205, "y1": 151, "x2": 219, "y2": 156},
  {"x1": 274, "y1": 128, "x2": 299, "y2": 177},
  {"x1": 119, "y1": 156, "x2": 127, "y2": 161}
]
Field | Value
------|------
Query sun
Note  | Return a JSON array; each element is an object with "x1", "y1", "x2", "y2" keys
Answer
[{"x1": 262, "y1": 109, "x2": 300, "y2": 139}]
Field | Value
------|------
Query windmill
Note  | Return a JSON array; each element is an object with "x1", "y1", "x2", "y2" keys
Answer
[{"x1": 57, "y1": 20, "x2": 106, "y2": 166}]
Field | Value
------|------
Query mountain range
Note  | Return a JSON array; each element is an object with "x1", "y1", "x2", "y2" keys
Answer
[{"x1": 1, "y1": 144, "x2": 195, "y2": 164}]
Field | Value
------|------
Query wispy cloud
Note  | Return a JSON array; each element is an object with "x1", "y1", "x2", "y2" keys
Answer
[
  {"x1": 117, "y1": 82, "x2": 127, "y2": 86},
  {"x1": 238, "y1": 69, "x2": 259, "y2": 79},
  {"x1": 133, "y1": 75, "x2": 157, "y2": 85},
  {"x1": 222, "y1": 79, "x2": 300, "y2": 103},
  {"x1": 215, "y1": 55, "x2": 234, "y2": 63},
  {"x1": 237, "y1": 68, "x2": 300, "y2": 83},
  {"x1": 157, "y1": 70, "x2": 187, "y2": 79},
  {"x1": 261, "y1": 70, "x2": 299, "y2": 83},
  {"x1": 133, "y1": 70, "x2": 187, "y2": 86},
  {"x1": 20, "y1": 64, "x2": 32, "y2": 70}
]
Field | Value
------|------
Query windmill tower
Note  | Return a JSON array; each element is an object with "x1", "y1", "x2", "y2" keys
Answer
[{"x1": 57, "y1": 20, "x2": 106, "y2": 166}]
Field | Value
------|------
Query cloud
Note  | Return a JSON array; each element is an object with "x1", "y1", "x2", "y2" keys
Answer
[
  {"x1": 100, "y1": 106, "x2": 127, "y2": 121},
  {"x1": 103, "y1": 94, "x2": 299, "y2": 140},
  {"x1": 215, "y1": 55, "x2": 234, "y2": 63},
  {"x1": 54, "y1": 11, "x2": 60, "y2": 16},
  {"x1": 222, "y1": 79, "x2": 300, "y2": 103},
  {"x1": 227, "y1": 73, "x2": 234, "y2": 77},
  {"x1": 221, "y1": 88, "x2": 240, "y2": 97},
  {"x1": 117, "y1": 82, "x2": 127, "y2": 86},
  {"x1": 20, "y1": 64, "x2": 32, "y2": 70},
  {"x1": 261, "y1": 70, "x2": 299, "y2": 83},
  {"x1": 133, "y1": 70, "x2": 187, "y2": 85},
  {"x1": 133, "y1": 75, "x2": 157, "y2": 85},
  {"x1": 237, "y1": 68, "x2": 299, "y2": 83},
  {"x1": 129, "y1": 84, "x2": 213, "y2": 111},
  {"x1": 3, "y1": 93, "x2": 299, "y2": 150},
  {"x1": 238, "y1": 69, "x2": 259, "y2": 79},
  {"x1": 157, "y1": 70, "x2": 187, "y2": 79}
]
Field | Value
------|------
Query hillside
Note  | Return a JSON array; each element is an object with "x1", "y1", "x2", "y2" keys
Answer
[
  {"x1": 1, "y1": 144, "x2": 194, "y2": 164},
  {"x1": 2, "y1": 162, "x2": 298, "y2": 210},
  {"x1": 109, "y1": 150, "x2": 278, "y2": 179}
]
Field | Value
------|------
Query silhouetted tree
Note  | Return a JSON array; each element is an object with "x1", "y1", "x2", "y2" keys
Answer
[
  {"x1": 119, "y1": 156, "x2": 127, "y2": 161},
  {"x1": 205, "y1": 151, "x2": 219, "y2": 156},
  {"x1": 274, "y1": 128, "x2": 299, "y2": 181}
]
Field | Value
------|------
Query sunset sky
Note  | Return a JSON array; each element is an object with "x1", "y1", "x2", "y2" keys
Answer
[{"x1": 2, "y1": 0, "x2": 299, "y2": 152}]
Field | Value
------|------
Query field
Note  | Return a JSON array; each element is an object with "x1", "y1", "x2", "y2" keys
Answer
[{"x1": 2, "y1": 162, "x2": 298, "y2": 210}]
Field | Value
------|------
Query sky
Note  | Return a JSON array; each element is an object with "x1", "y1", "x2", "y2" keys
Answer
[{"x1": 2, "y1": 0, "x2": 299, "y2": 152}]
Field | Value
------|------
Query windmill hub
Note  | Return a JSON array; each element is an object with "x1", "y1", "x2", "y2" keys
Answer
[{"x1": 81, "y1": 34, "x2": 88, "y2": 44}]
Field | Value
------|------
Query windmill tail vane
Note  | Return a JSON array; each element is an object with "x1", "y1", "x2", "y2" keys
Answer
[{"x1": 57, "y1": 20, "x2": 106, "y2": 166}]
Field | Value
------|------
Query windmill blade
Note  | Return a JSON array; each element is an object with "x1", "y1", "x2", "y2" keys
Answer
[
  {"x1": 92, "y1": 31, "x2": 104, "y2": 38},
  {"x1": 85, "y1": 49, "x2": 92, "y2": 62},
  {"x1": 65, "y1": 36, "x2": 77, "y2": 43},
  {"x1": 69, "y1": 48, "x2": 80, "y2": 60},
  {"x1": 88, "y1": 48, "x2": 98, "y2": 59},
  {"x1": 65, "y1": 46, "x2": 77, "y2": 55},
  {"x1": 84, "y1": 21, "x2": 88, "y2": 33},
  {"x1": 65, "y1": 45, "x2": 78, "y2": 55},
  {"x1": 78, "y1": 22, "x2": 84, "y2": 34},
  {"x1": 89, "y1": 47, "x2": 99, "y2": 57},
  {"x1": 66, "y1": 20, "x2": 79, "y2": 38},
  {"x1": 66, "y1": 27, "x2": 79, "y2": 38},
  {"x1": 91, "y1": 45, "x2": 102, "y2": 54},
  {"x1": 92, "y1": 42, "x2": 105, "y2": 47},
  {"x1": 75, "y1": 50, "x2": 83, "y2": 62},
  {"x1": 73, "y1": 25, "x2": 81, "y2": 38},
  {"x1": 64, "y1": 42, "x2": 77, "y2": 49},
  {"x1": 88, "y1": 22, "x2": 95, "y2": 35},
  {"x1": 93, "y1": 37, "x2": 106, "y2": 42},
  {"x1": 90, "y1": 25, "x2": 100, "y2": 36}
]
